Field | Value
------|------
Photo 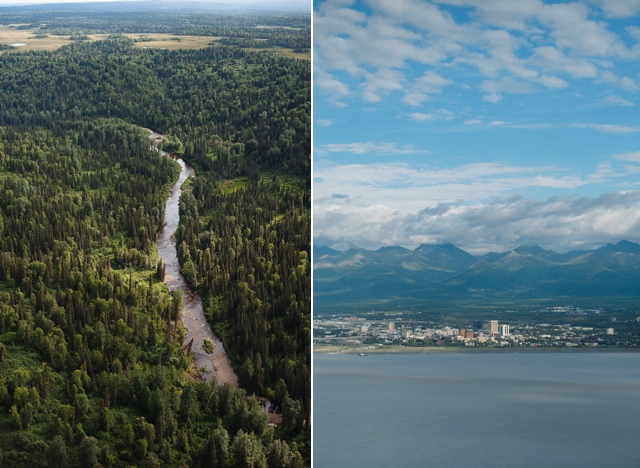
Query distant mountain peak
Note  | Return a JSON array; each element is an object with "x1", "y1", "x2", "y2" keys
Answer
[
  {"x1": 514, "y1": 245, "x2": 547, "y2": 256},
  {"x1": 377, "y1": 246, "x2": 409, "y2": 252},
  {"x1": 615, "y1": 240, "x2": 640, "y2": 252},
  {"x1": 313, "y1": 246, "x2": 342, "y2": 258},
  {"x1": 415, "y1": 243, "x2": 461, "y2": 252},
  {"x1": 598, "y1": 240, "x2": 640, "y2": 254}
]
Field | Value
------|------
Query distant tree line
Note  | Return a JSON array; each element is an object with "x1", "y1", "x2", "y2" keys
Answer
[{"x1": 0, "y1": 11, "x2": 310, "y2": 50}]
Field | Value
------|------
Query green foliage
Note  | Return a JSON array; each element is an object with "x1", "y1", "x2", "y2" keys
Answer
[
  {"x1": 0, "y1": 37, "x2": 310, "y2": 179},
  {"x1": 282, "y1": 395, "x2": 303, "y2": 432},
  {"x1": 230, "y1": 430, "x2": 266, "y2": 468},
  {"x1": 180, "y1": 175, "x2": 311, "y2": 416},
  {"x1": 135, "y1": 438, "x2": 148, "y2": 458},
  {"x1": 161, "y1": 134, "x2": 184, "y2": 156},
  {"x1": 80, "y1": 436, "x2": 98, "y2": 467},
  {"x1": 181, "y1": 258, "x2": 198, "y2": 288},
  {"x1": 0, "y1": 9, "x2": 309, "y2": 467},
  {"x1": 10, "y1": 405, "x2": 21, "y2": 429},
  {"x1": 48, "y1": 435, "x2": 68, "y2": 468},
  {"x1": 267, "y1": 439, "x2": 304, "y2": 468},
  {"x1": 200, "y1": 424, "x2": 230, "y2": 468},
  {"x1": 0, "y1": 118, "x2": 307, "y2": 464}
]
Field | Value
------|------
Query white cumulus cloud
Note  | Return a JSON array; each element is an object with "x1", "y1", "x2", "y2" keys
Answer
[
  {"x1": 314, "y1": 0, "x2": 639, "y2": 106},
  {"x1": 316, "y1": 142, "x2": 428, "y2": 155},
  {"x1": 314, "y1": 190, "x2": 640, "y2": 254}
]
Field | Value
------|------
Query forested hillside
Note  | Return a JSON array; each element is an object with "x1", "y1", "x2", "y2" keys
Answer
[
  {"x1": 177, "y1": 169, "x2": 310, "y2": 411},
  {"x1": 315, "y1": 241, "x2": 640, "y2": 316},
  {"x1": 0, "y1": 16, "x2": 309, "y2": 468}
]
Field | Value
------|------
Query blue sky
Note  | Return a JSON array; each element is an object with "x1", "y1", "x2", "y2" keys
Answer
[{"x1": 313, "y1": 0, "x2": 640, "y2": 254}]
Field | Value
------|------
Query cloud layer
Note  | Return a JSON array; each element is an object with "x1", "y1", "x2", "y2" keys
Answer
[
  {"x1": 314, "y1": 0, "x2": 640, "y2": 105},
  {"x1": 314, "y1": 189, "x2": 640, "y2": 255},
  {"x1": 314, "y1": 158, "x2": 640, "y2": 253}
]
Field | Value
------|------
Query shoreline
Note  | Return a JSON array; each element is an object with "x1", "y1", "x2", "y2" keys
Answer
[{"x1": 313, "y1": 345, "x2": 640, "y2": 354}]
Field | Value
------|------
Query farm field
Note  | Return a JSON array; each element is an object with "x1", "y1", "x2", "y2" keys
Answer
[{"x1": 0, "y1": 25, "x2": 310, "y2": 58}]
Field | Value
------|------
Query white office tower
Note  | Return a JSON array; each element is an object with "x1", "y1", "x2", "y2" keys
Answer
[{"x1": 499, "y1": 324, "x2": 510, "y2": 337}]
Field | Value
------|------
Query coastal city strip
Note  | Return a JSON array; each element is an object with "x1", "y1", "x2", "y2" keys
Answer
[{"x1": 314, "y1": 316, "x2": 634, "y2": 350}]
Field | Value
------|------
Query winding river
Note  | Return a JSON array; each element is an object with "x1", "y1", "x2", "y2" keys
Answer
[{"x1": 149, "y1": 130, "x2": 238, "y2": 387}]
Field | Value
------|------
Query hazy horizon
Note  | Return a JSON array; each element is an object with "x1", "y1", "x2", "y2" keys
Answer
[{"x1": 0, "y1": 0, "x2": 310, "y2": 12}]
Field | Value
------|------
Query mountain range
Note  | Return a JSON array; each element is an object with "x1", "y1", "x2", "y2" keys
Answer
[{"x1": 314, "y1": 240, "x2": 640, "y2": 309}]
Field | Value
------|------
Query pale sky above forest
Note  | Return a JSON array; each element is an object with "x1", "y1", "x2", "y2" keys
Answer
[
  {"x1": 0, "y1": 0, "x2": 152, "y2": 4},
  {"x1": 0, "y1": 0, "x2": 306, "y2": 8}
]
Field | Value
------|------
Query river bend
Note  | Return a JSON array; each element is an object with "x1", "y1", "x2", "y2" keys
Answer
[{"x1": 150, "y1": 130, "x2": 238, "y2": 386}]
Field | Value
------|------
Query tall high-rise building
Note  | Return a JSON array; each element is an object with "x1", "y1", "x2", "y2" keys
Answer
[
  {"x1": 499, "y1": 324, "x2": 510, "y2": 337},
  {"x1": 388, "y1": 322, "x2": 395, "y2": 332},
  {"x1": 484, "y1": 320, "x2": 499, "y2": 334}
]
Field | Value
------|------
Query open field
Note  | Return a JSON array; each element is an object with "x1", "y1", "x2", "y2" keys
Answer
[
  {"x1": 0, "y1": 26, "x2": 310, "y2": 59},
  {"x1": 126, "y1": 33, "x2": 221, "y2": 50},
  {"x1": 0, "y1": 26, "x2": 219, "y2": 51},
  {"x1": 0, "y1": 24, "x2": 70, "y2": 50},
  {"x1": 249, "y1": 46, "x2": 310, "y2": 59},
  {"x1": 219, "y1": 177, "x2": 249, "y2": 194}
]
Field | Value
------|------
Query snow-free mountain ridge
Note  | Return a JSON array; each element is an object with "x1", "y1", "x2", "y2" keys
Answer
[{"x1": 314, "y1": 240, "x2": 640, "y2": 306}]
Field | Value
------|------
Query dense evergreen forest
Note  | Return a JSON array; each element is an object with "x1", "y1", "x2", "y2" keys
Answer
[{"x1": 0, "y1": 12, "x2": 309, "y2": 468}]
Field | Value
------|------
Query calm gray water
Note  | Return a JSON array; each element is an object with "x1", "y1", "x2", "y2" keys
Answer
[{"x1": 314, "y1": 352, "x2": 640, "y2": 467}]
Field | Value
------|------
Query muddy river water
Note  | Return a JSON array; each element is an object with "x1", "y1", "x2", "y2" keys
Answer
[{"x1": 150, "y1": 131, "x2": 238, "y2": 386}]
